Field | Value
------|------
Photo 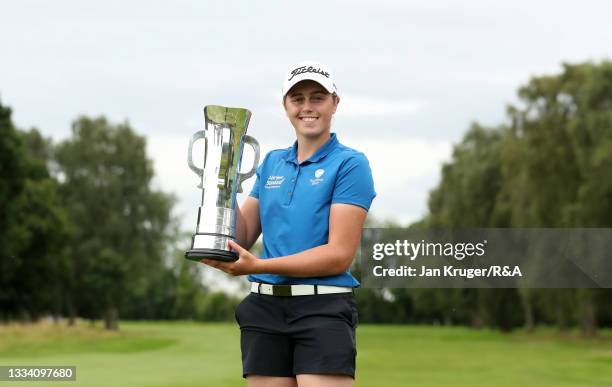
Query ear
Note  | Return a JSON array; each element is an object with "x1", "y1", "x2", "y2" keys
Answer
[{"x1": 332, "y1": 95, "x2": 340, "y2": 114}]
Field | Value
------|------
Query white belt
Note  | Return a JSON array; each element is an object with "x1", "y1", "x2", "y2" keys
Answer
[{"x1": 251, "y1": 282, "x2": 353, "y2": 296}]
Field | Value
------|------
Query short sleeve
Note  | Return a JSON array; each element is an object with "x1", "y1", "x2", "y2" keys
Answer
[
  {"x1": 249, "y1": 165, "x2": 262, "y2": 199},
  {"x1": 331, "y1": 153, "x2": 376, "y2": 210},
  {"x1": 249, "y1": 152, "x2": 269, "y2": 199}
]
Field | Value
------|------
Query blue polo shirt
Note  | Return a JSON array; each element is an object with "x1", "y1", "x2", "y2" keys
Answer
[{"x1": 247, "y1": 133, "x2": 376, "y2": 287}]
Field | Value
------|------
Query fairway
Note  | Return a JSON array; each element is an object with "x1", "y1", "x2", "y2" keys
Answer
[{"x1": 1, "y1": 321, "x2": 611, "y2": 386}]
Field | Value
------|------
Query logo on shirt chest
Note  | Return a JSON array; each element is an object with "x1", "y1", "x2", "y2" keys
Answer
[
  {"x1": 265, "y1": 175, "x2": 285, "y2": 189},
  {"x1": 310, "y1": 169, "x2": 325, "y2": 186}
]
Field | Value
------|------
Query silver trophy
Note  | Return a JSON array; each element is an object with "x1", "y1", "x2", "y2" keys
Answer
[{"x1": 185, "y1": 105, "x2": 260, "y2": 262}]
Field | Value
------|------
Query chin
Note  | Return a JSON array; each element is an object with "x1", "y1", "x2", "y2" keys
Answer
[{"x1": 299, "y1": 128, "x2": 327, "y2": 139}]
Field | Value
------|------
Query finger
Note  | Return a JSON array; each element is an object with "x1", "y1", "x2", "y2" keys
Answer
[
  {"x1": 228, "y1": 239, "x2": 246, "y2": 254},
  {"x1": 202, "y1": 260, "x2": 231, "y2": 274},
  {"x1": 215, "y1": 261, "x2": 231, "y2": 270},
  {"x1": 201, "y1": 259, "x2": 220, "y2": 268}
]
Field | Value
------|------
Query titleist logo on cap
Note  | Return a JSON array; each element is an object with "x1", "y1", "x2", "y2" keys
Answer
[{"x1": 288, "y1": 66, "x2": 330, "y2": 81}]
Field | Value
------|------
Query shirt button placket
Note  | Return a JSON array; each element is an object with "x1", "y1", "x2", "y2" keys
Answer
[{"x1": 286, "y1": 166, "x2": 299, "y2": 205}]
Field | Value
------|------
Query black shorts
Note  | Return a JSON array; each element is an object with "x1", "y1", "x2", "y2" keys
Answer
[{"x1": 234, "y1": 291, "x2": 358, "y2": 379}]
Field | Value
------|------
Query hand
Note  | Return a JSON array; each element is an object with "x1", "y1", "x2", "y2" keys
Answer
[{"x1": 200, "y1": 240, "x2": 263, "y2": 276}]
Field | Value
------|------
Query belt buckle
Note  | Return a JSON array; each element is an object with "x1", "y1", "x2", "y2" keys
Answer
[{"x1": 272, "y1": 285, "x2": 292, "y2": 296}]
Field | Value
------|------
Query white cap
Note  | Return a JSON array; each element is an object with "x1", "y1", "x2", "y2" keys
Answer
[{"x1": 282, "y1": 61, "x2": 338, "y2": 98}]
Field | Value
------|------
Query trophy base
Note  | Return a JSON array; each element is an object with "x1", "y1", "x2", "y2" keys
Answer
[{"x1": 185, "y1": 248, "x2": 238, "y2": 262}]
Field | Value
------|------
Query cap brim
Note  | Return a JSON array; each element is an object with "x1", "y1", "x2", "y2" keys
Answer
[{"x1": 283, "y1": 76, "x2": 336, "y2": 97}]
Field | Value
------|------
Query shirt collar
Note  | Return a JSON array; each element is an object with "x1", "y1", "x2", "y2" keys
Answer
[{"x1": 285, "y1": 133, "x2": 339, "y2": 165}]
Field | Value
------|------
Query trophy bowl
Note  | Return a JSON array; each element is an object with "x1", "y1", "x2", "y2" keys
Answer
[{"x1": 185, "y1": 105, "x2": 259, "y2": 262}]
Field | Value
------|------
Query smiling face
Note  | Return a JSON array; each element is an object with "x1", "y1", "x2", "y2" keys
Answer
[{"x1": 283, "y1": 80, "x2": 339, "y2": 140}]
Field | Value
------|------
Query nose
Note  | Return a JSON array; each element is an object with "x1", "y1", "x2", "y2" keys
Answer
[{"x1": 301, "y1": 100, "x2": 313, "y2": 113}]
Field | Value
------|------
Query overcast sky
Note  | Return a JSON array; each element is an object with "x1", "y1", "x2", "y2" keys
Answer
[{"x1": 2, "y1": 0, "x2": 612, "y2": 232}]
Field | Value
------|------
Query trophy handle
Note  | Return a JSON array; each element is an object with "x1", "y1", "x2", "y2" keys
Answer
[
  {"x1": 236, "y1": 135, "x2": 260, "y2": 193},
  {"x1": 187, "y1": 130, "x2": 208, "y2": 186}
]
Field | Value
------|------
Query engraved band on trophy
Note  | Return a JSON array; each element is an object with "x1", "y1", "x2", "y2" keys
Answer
[{"x1": 185, "y1": 105, "x2": 260, "y2": 262}]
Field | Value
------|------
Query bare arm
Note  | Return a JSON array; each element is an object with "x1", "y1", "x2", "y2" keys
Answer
[
  {"x1": 258, "y1": 203, "x2": 367, "y2": 276},
  {"x1": 234, "y1": 196, "x2": 261, "y2": 251},
  {"x1": 203, "y1": 203, "x2": 367, "y2": 277}
]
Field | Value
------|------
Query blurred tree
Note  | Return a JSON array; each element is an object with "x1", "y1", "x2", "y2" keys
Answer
[
  {"x1": 0, "y1": 103, "x2": 70, "y2": 322},
  {"x1": 0, "y1": 102, "x2": 28, "y2": 274},
  {"x1": 172, "y1": 258, "x2": 207, "y2": 319},
  {"x1": 419, "y1": 60, "x2": 612, "y2": 334},
  {"x1": 199, "y1": 292, "x2": 240, "y2": 322},
  {"x1": 427, "y1": 123, "x2": 508, "y2": 229},
  {"x1": 505, "y1": 61, "x2": 612, "y2": 336},
  {"x1": 54, "y1": 116, "x2": 176, "y2": 330},
  {"x1": 421, "y1": 124, "x2": 523, "y2": 331}
]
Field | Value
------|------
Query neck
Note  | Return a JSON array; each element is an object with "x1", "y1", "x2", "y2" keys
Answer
[{"x1": 296, "y1": 132, "x2": 331, "y2": 163}]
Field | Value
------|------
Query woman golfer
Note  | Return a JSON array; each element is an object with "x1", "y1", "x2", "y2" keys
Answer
[{"x1": 202, "y1": 61, "x2": 376, "y2": 387}]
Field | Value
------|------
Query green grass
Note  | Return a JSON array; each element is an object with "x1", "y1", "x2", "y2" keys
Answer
[{"x1": 1, "y1": 321, "x2": 611, "y2": 386}]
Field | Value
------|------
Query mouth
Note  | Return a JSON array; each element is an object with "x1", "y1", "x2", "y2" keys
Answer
[{"x1": 299, "y1": 117, "x2": 319, "y2": 122}]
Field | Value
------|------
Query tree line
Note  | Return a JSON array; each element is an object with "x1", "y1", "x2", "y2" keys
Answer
[
  {"x1": 1, "y1": 60, "x2": 611, "y2": 334},
  {"x1": 0, "y1": 107, "x2": 239, "y2": 329},
  {"x1": 355, "y1": 60, "x2": 612, "y2": 336}
]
